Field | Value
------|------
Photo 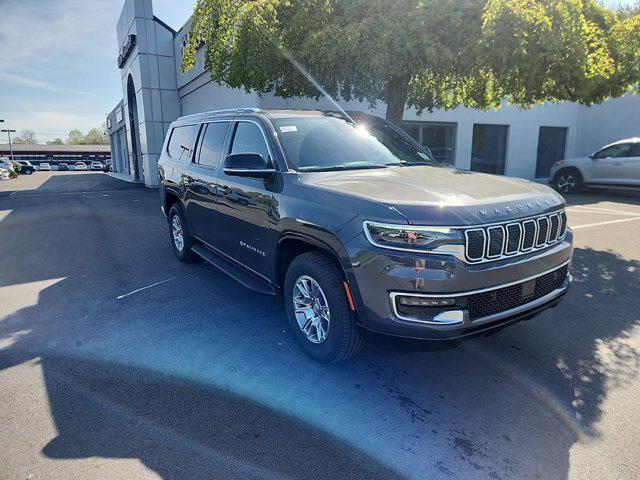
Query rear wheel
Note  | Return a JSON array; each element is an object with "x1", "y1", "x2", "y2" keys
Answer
[
  {"x1": 554, "y1": 168, "x2": 582, "y2": 194},
  {"x1": 284, "y1": 252, "x2": 363, "y2": 363},
  {"x1": 168, "y1": 204, "x2": 196, "y2": 263}
]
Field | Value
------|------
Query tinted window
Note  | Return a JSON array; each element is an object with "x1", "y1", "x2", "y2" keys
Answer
[
  {"x1": 167, "y1": 125, "x2": 198, "y2": 161},
  {"x1": 629, "y1": 143, "x2": 640, "y2": 157},
  {"x1": 230, "y1": 122, "x2": 270, "y2": 164},
  {"x1": 197, "y1": 122, "x2": 229, "y2": 167},
  {"x1": 536, "y1": 126, "x2": 568, "y2": 177},
  {"x1": 593, "y1": 144, "x2": 632, "y2": 159},
  {"x1": 471, "y1": 124, "x2": 508, "y2": 175}
]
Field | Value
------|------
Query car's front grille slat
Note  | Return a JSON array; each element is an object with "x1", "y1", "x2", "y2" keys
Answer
[
  {"x1": 464, "y1": 210, "x2": 567, "y2": 263},
  {"x1": 467, "y1": 264, "x2": 569, "y2": 320}
]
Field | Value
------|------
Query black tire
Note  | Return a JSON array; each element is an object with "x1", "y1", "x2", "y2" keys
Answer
[
  {"x1": 168, "y1": 204, "x2": 196, "y2": 263},
  {"x1": 284, "y1": 252, "x2": 364, "y2": 363},
  {"x1": 553, "y1": 168, "x2": 583, "y2": 194}
]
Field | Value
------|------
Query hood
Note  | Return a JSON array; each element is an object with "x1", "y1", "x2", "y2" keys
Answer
[{"x1": 300, "y1": 165, "x2": 565, "y2": 225}]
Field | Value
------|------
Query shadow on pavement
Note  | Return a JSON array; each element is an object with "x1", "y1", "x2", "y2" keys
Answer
[{"x1": 562, "y1": 188, "x2": 640, "y2": 207}]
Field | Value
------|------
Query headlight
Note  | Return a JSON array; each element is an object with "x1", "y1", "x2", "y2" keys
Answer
[{"x1": 363, "y1": 221, "x2": 463, "y2": 252}]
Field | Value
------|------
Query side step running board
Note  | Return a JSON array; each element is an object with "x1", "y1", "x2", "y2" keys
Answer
[{"x1": 191, "y1": 244, "x2": 276, "y2": 296}]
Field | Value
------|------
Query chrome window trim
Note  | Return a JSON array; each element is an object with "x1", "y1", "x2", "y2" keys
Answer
[
  {"x1": 486, "y1": 225, "x2": 506, "y2": 259},
  {"x1": 389, "y1": 260, "x2": 571, "y2": 325}
]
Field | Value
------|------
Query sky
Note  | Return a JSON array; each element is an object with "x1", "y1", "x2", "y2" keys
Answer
[
  {"x1": 0, "y1": 0, "x2": 195, "y2": 143},
  {"x1": 0, "y1": 0, "x2": 636, "y2": 144}
]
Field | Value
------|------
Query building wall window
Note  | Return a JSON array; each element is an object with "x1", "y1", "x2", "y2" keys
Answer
[
  {"x1": 402, "y1": 122, "x2": 457, "y2": 164},
  {"x1": 471, "y1": 124, "x2": 508, "y2": 175},
  {"x1": 536, "y1": 126, "x2": 568, "y2": 178}
]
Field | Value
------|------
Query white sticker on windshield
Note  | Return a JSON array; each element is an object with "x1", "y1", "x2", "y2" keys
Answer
[{"x1": 280, "y1": 125, "x2": 298, "y2": 133}]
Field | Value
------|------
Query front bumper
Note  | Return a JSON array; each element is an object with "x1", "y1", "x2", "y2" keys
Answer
[{"x1": 343, "y1": 230, "x2": 573, "y2": 340}]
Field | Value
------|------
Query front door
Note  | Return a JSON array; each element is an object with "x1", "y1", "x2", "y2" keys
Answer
[
  {"x1": 183, "y1": 121, "x2": 230, "y2": 245},
  {"x1": 216, "y1": 120, "x2": 274, "y2": 279}
]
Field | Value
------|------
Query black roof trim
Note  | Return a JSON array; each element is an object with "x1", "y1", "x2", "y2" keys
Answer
[{"x1": 153, "y1": 15, "x2": 177, "y2": 36}]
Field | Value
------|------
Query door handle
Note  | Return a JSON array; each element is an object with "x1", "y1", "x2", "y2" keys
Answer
[
  {"x1": 218, "y1": 185, "x2": 231, "y2": 195},
  {"x1": 613, "y1": 162, "x2": 623, "y2": 166}
]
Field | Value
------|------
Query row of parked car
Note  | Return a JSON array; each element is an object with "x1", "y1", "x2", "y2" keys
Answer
[
  {"x1": 0, "y1": 157, "x2": 111, "y2": 179},
  {"x1": 37, "y1": 161, "x2": 110, "y2": 172}
]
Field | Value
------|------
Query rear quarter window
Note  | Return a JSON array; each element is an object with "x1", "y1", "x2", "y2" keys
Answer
[{"x1": 167, "y1": 125, "x2": 198, "y2": 161}]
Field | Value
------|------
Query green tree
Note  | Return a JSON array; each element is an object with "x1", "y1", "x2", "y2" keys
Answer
[
  {"x1": 67, "y1": 129, "x2": 85, "y2": 145},
  {"x1": 183, "y1": 0, "x2": 640, "y2": 124},
  {"x1": 13, "y1": 129, "x2": 37, "y2": 144},
  {"x1": 83, "y1": 127, "x2": 109, "y2": 145},
  {"x1": 47, "y1": 138, "x2": 64, "y2": 145}
]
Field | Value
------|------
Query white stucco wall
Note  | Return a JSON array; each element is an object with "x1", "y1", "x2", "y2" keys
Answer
[{"x1": 575, "y1": 92, "x2": 640, "y2": 157}]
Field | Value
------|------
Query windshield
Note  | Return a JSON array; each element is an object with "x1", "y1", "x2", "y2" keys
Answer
[{"x1": 274, "y1": 116, "x2": 438, "y2": 172}]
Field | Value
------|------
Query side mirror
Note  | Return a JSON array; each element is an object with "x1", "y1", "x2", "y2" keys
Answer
[{"x1": 223, "y1": 153, "x2": 275, "y2": 178}]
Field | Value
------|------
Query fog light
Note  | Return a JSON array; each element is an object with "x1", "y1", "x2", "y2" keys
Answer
[{"x1": 398, "y1": 296, "x2": 456, "y2": 307}]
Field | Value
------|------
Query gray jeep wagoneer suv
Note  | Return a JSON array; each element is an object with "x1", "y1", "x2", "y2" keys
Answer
[{"x1": 158, "y1": 108, "x2": 573, "y2": 363}]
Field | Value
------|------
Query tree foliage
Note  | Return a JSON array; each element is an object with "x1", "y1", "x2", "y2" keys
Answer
[
  {"x1": 183, "y1": 0, "x2": 640, "y2": 123},
  {"x1": 66, "y1": 126, "x2": 109, "y2": 145},
  {"x1": 83, "y1": 127, "x2": 109, "y2": 145},
  {"x1": 67, "y1": 129, "x2": 85, "y2": 145},
  {"x1": 12, "y1": 129, "x2": 37, "y2": 144}
]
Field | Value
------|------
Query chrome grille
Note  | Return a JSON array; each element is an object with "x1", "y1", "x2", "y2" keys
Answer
[{"x1": 464, "y1": 210, "x2": 567, "y2": 263}]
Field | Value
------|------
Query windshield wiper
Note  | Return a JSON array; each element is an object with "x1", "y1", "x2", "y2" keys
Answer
[{"x1": 300, "y1": 164, "x2": 391, "y2": 172}]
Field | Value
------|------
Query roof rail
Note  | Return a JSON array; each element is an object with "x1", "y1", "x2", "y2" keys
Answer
[{"x1": 202, "y1": 107, "x2": 263, "y2": 117}]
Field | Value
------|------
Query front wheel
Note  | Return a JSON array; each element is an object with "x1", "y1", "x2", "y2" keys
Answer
[
  {"x1": 554, "y1": 169, "x2": 582, "y2": 194},
  {"x1": 284, "y1": 252, "x2": 363, "y2": 363}
]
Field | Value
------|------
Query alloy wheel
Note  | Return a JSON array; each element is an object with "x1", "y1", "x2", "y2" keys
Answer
[
  {"x1": 556, "y1": 173, "x2": 576, "y2": 193},
  {"x1": 293, "y1": 275, "x2": 330, "y2": 344},
  {"x1": 171, "y1": 214, "x2": 185, "y2": 253}
]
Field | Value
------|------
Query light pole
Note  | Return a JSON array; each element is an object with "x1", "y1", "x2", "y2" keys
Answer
[{"x1": 1, "y1": 128, "x2": 16, "y2": 161}]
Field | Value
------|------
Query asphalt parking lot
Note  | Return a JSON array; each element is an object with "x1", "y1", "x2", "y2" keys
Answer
[{"x1": 1, "y1": 171, "x2": 639, "y2": 479}]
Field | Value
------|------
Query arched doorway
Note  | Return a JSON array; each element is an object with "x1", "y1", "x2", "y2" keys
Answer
[{"x1": 126, "y1": 75, "x2": 142, "y2": 182}]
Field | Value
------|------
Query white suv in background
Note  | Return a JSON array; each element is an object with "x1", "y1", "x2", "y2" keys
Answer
[{"x1": 549, "y1": 138, "x2": 640, "y2": 193}]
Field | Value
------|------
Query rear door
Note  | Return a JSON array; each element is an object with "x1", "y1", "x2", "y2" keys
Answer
[
  {"x1": 622, "y1": 143, "x2": 640, "y2": 186},
  {"x1": 215, "y1": 119, "x2": 275, "y2": 278},
  {"x1": 183, "y1": 121, "x2": 231, "y2": 245},
  {"x1": 583, "y1": 143, "x2": 632, "y2": 184}
]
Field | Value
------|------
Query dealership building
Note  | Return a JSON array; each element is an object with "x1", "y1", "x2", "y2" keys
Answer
[{"x1": 108, "y1": 0, "x2": 640, "y2": 187}]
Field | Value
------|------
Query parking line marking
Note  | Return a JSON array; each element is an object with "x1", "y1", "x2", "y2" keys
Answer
[
  {"x1": 116, "y1": 276, "x2": 179, "y2": 299},
  {"x1": 568, "y1": 205, "x2": 640, "y2": 216},
  {"x1": 571, "y1": 217, "x2": 640, "y2": 230},
  {"x1": 116, "y1": 271, "x2": 200, "y2": 299}
]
